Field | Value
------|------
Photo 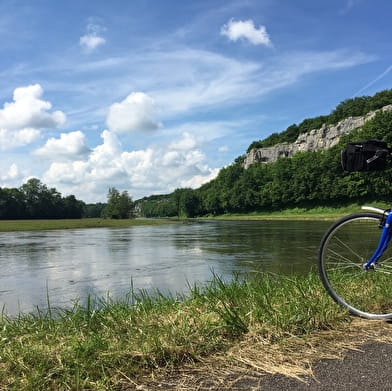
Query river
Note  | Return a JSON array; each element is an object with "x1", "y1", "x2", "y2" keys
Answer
[{"x1": 0, "y1": 220, "x2": 332, "y2": 316}]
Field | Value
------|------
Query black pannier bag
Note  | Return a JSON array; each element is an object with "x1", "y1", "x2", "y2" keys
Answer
[{"x1": 341, "y1": 140, "x2": 389, "y2": 172}]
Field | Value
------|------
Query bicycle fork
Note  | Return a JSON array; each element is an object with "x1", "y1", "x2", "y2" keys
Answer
[{"x1": 362, "y1": 206, "x2": 392, "y2": 270}]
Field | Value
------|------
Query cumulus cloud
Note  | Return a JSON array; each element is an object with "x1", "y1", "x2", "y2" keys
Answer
[
  {"x1": 1, "y1": 163, "x2": 19, "y2": 181},
  {"x1": 80, "y1": 20, "x2": 106, "y2": 52},
  {"x1": 89, "y1": 129, "x2": 122, "y2": 165},
  {"x1": 180, "y1": 169, "x2": 219, "y2": 189},
  {"x1": 0, "y1": 84, "x2": 66, "y2": 149},
  {"x1": 220, "y1": 18, "x2": 272, "y2": 47},
  {"x1": 42, "y1": 130, "x2": 218, "y2": 202},
  {"x1": 34, "y1": 131, "x2": 90, "y2": 160},
  {"x1": 0, "y1": 128, "x2": 40, "y2": 150},
  {"x1": 106, "y1": 92, "x2": 161, "y2": 134},
  {"x1": 168, "y1": 132, "x2": 197, "y2": 150},
  {"x1": 0, "y1": 163, "x2": 27, "y2": 189}
]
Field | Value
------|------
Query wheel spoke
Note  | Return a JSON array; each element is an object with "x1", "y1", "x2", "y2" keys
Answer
[
  {"x1": 330, "y1": 235, "x2": 367, "y2": 263},
  {"x1": 319, "y1": 213, "x2": 392, "y2": 319}
]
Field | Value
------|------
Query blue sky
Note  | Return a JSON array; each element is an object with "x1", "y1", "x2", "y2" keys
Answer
[{"x1": 0, "y1": 0, "x2": 391, "y2": 202}]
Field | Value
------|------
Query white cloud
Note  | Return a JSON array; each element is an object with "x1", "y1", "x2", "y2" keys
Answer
[
  {"x1": 80, "y1": 20, "x2": 106, "y2": 52},
  {"x1": 0, "y1": 84, "x2": 66, "y2": 131},
  {"x1": 180, "y1": 169, "x2": 219, "y2": 189},
  {"x1": 0, "y1": 127, "x2": 40, "y2": 150},
  {"x1": 0, "y1": 84, "x2": 66, "y2": 149},
  {"x1": 106, "y1": 92, "x2": 161, "y2": 134},
  {"x1": 42, "y1": 130, "x2": 218, "y2": 202},
  {"x1": 34, "y1": 131, "x2": 90, "y2": 160},
  {"x1": 168, "y1": 132, "x2": 198, "y2": 150},
  {"x1": 220, "y1": 18, "x2": 272, "y2": 47},
  {"x1": 218, "y1": 145, "x2": 229, "y2": 152},
  {"x1": 80, "y1": 35, "x2": 106, "y2": 51},
  {"x1": 1, "y1": 163, "x2": 19, "y2": 180},
  {"x1": 43, "y1": 161, "x2": 89, "y2": 187},
  {"x1": 0, "y1": 163, "x2": 27, "y2": 188},
  {"x1": 89, "y1": 129, "x2": 122, "y2": 165}
]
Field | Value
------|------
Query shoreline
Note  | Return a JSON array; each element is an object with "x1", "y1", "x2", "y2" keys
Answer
[
  {"x1": 0, "y1": 202, "x2": 389, "y2": 231},
  {"x1": 198, "y1": 202, "x2": 390, "y2": 221},
  {"x1": 0, "y1": 217, "x2": 180, "y2": 232}
]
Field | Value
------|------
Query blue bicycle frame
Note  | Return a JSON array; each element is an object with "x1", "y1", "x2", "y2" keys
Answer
[{"x1": 362, "y1": 207, "x2": 392, "y2": 270}]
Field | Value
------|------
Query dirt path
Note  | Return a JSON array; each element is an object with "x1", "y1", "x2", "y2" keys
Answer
[
  {"x1": 258, "y1": 341, "x2": 392, "y2": 390},
  {"x1": 126, "y1": 319, "x2": 392, "y2": 391}
]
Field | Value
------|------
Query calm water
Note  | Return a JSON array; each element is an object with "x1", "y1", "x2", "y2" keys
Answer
[{"x1": 0, "y1": 220, "x2": 331, "y2": 316}]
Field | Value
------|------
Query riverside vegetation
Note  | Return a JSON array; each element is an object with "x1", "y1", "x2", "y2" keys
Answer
[{"x1": 1, "y1": 271, "x2": 353, "y2": 390}]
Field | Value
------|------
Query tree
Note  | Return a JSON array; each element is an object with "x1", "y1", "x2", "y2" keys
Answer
[
  {"x1": 172, "y1": 188, "x2": 200, "y2": 217},
  {"x1": 0, "y1": 187, "x2": 26, "y2": 219},
  {"x1": 102, "y1": 187, "x2": 134, "y2": 219},
  {"x1": 84, "y1": 203, "x2": 106, "y2": 218},
  {"x1": 63, "y1": 195, "x2": 85, "y2": 218},
  {"x1": 20, "y1": 178, "x2": 61, "y2": 218}
]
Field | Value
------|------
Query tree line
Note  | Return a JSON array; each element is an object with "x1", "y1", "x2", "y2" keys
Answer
[
  {"x1": 0, "y1": 178, "x2": 85, "y2": 219},
  {"x1": 137, "y1": 109, "x2": 392, "y2": 218},
  {"x1": 0, "y1": 179, "x2": 135, "y2": 220}
]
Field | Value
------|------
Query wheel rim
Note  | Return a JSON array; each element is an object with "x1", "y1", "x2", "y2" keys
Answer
[{"x1": 319, "y1": 214, "x2": 392, "y2": 319}]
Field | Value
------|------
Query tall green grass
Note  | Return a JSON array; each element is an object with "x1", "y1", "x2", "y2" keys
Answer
[{"x1": 0, "y1": 272, "x2": 348, "y2": 390}]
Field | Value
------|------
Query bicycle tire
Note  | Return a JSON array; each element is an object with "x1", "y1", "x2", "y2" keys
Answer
[{"x1": 318, "y1": 212, "x2": 392, "y2": 319}]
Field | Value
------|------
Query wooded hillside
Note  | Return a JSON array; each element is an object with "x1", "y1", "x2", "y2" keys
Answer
[{"x1": 137, "y1": 89, "x2": 392, "y2": 218}]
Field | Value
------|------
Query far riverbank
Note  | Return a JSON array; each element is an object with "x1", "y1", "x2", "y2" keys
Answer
[
  {"x1": 0, "y1": 202, "x2": 389, "y2": 232},
  {"x1": 201, "y1": 202, "x2": 390, "y2": 221},
  {"x1": 0, "y1": 217, "x2": 180, "y2": 232}
]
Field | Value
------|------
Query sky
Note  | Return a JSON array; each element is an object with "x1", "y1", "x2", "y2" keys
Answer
[{"x1": 0, "y1": 0, "x2": 391, "y2": 203}]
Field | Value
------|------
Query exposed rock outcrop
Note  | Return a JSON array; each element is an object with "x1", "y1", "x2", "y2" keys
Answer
[{"x1": 244, "y1": 105, "x2": 392, "y2": 168}]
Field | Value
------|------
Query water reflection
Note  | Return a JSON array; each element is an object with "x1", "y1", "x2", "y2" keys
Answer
[{"x1": 0, "y1": 220, "x2": 331, "y2": 316}]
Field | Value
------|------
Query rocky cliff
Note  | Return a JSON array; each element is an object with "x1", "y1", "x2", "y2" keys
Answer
[{"x1": 244, "y1": 105, "x2": 392, "y2": 168}]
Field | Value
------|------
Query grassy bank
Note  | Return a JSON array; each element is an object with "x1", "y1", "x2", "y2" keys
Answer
[
  {"x1": 0, "y1": 272, "x2": 351, "y2": 390},
  {"x1": 0, "y1": 218, "x2": 179, "y2": 232},
  {"x1": 205, "y1": 202, "x2": 391, "y2": 221}
]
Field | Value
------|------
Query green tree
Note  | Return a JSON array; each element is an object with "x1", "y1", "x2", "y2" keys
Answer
[
  {"x1": 0, "y1": 187, "x2": 26, "y2": 219},
  {"x1": 102, "y1": 187, "x2": 134, "y2": 219},
  {"x1": 20, "y1": 178, "x2": 62, "y2": 218},
  {"x1": 63, "y1": 195, "x2": 85, "y2": 218},
  {"x1": 84, "y1": 203, "x2": 106, "y2": 218},
  {"x1": 172, "y1": 188, "x2": 200, "y2": 217}
]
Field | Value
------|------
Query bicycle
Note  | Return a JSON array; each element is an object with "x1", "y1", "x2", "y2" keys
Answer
[{"x1": 318, "y1": 139, "x2": 392, "y2": 319}]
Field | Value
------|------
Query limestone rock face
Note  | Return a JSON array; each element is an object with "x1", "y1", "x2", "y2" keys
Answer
[{"x1": 244, "y1": 105, "x2": 392, "y2": 168}]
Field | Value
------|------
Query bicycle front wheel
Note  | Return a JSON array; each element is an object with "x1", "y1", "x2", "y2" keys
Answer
[{"x1": 318, "y1": 212, "x2": 392, "y2": 319}]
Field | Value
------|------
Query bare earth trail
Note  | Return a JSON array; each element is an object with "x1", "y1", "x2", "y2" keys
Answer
[
  {"x1": 129, "y1": 319, "x2": 392, "y2": 391},
  {"x1": 257, "y1": 342, "x2": 392, "y2": 390}
]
